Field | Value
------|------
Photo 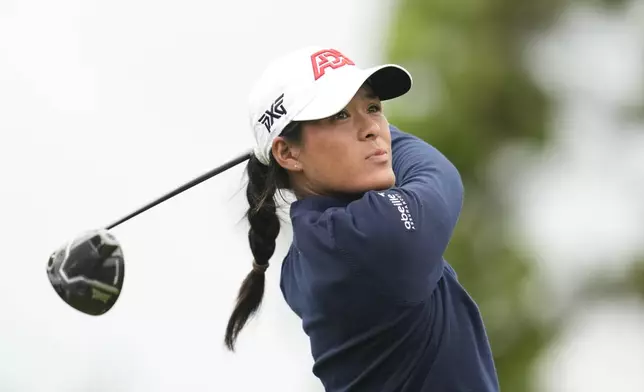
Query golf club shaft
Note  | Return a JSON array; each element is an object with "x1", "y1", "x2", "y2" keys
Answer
[{"x1": 105, "y1": 151, "x2": 252, "y2": 230}]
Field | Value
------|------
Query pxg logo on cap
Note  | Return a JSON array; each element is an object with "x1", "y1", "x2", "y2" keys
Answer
[{"x1": 258, "y1": 93, "x2": 287, "y2": 133}]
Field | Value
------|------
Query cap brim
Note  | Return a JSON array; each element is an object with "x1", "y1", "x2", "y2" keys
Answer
[{"x1": 293, "y1": 64, "x2": 412, "y2": 122}]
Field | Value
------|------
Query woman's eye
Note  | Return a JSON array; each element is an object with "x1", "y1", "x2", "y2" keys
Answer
[
  {"x1": 333, "y1": 110, "x2": 349, "y2": 120},
  {"x1": 331, "y1": 104, "x2": 380, "y2": 121}
]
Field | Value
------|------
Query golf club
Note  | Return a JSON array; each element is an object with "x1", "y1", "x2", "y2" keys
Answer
[{"x1": 47, "y1": 150, "x2": 252, "y2": 316}]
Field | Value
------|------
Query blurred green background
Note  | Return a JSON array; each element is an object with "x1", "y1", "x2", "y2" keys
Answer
[{"x1": 383, "y1": 0, "x2": 644, "y2": 390}]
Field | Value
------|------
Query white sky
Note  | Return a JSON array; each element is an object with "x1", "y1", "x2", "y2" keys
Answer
[
  {"x1": 514, "y1": 1, "x2": 644, "y2": 281},
  {"x1": 1, "y1": 0, "x2": 643, "y2": 391},
  {"x1": 534, "y1": 298, "x2": 644, "y2": 392},
  {"x1": 503, "y1": 2, "x2": 644, "y2": 390}
]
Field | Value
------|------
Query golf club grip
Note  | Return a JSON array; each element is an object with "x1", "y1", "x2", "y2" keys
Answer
[{"x1": 105, "y1": 151, "x2": 253, "y2": 230}]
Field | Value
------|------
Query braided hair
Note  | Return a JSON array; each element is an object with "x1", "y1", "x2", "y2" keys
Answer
[{"x1": 224, "y1": 122, "x2": 302, "y2": 351}]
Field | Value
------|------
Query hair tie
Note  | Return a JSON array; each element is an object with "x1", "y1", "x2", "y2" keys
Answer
[{"x1": 252, "y1": 259, "x2": 269, "y2": 274}]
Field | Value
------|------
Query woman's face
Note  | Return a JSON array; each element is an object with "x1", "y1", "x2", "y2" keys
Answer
[{"x1": 274, "y1": 84, "x2": 396, "y2": 198}]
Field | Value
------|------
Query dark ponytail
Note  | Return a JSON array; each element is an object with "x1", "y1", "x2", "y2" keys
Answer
[{"x1": 224, "y1": 122, "x2": 302, "y2": 351}]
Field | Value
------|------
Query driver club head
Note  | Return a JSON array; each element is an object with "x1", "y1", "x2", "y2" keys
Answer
[{"x1": 47, "y1": 229, "x2": 124, "y2": 316}]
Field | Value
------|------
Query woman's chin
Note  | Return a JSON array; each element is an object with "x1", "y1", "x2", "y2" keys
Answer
[
  {"x1": 357, "y1": 170, "x2": 396, "y2": 193},
  {"x1": 310, "y1": 169, "x2": 396, "y2": 198}
]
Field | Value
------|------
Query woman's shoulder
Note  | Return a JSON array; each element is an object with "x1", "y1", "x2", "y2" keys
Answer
[{"x1": 288, "y1": 195, "x2": 357, "y2": 257}]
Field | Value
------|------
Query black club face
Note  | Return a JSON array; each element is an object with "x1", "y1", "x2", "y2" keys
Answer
[{"x1": 47, "y1": 229, "x2": 124, "y2": 316}]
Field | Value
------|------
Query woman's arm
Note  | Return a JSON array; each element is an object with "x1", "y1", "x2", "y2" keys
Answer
[{"x1": 290, "y1": 125, "x2": 464, "y2": 304}]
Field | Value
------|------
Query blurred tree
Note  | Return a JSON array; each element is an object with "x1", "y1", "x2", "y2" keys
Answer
[{"x1": 384, "y1": 0, "x2": 639, "y2": 390}]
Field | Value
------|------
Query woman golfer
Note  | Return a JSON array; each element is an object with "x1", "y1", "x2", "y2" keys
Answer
[{"x1": 225, "y1": 46, "x2": 500, "y2": 392}]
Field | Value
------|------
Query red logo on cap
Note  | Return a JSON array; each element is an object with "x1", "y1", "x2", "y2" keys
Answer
[{"x1": 310, "y1": 49, "x2": 355, "y2": 80}]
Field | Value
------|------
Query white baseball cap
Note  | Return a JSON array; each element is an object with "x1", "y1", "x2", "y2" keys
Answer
[{"x1": 248, "y1": 46, "x2": 413, "y2": 165}]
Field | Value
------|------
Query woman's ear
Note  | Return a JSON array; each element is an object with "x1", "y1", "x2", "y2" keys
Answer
[{"x1": 271, "y1": 137, "x2": 302, "y2": 172}]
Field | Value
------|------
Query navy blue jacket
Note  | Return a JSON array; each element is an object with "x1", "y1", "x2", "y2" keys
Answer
[{"x1": 280, "y1": 125, "x2": 500, "y2": 392}]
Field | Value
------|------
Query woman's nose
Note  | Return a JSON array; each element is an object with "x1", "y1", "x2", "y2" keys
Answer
[{"x1": 358, "y1": 115, "x2": 382, "y2": 140}]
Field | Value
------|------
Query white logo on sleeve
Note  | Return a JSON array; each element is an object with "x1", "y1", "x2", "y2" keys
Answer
[{"x1": 386, "y1": 192, "x2": 416, "y2": 231}]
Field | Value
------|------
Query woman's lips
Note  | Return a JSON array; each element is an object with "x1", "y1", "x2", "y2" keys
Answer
[{"x1": 367, "y1": 148, "x2": 388, "y2": 162}]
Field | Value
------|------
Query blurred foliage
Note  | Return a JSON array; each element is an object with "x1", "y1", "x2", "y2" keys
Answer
[
  {"x1": 582, "y1": 259, "x2": 644, "y2": 300},
  {"x1": 384, "y1": 0, "x2": 639, "y2": 390}
]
